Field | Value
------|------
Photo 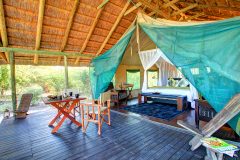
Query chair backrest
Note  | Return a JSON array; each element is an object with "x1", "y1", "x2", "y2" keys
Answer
[{"x1": 17, "y1": 93, "x2": 33, "y2": 112}]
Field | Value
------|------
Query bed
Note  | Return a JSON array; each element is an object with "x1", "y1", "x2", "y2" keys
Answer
[{"x1": 142, "y1": 86, "x2": 192, "y2": 103}]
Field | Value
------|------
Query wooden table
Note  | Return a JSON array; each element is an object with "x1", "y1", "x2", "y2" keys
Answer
[{"x1": 43, "y1": 97, "x2": 86, "y2": 133}]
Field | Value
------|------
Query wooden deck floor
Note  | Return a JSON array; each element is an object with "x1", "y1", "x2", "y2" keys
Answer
[{"x1": 0, "y1": 106, "x2": 207, "y2": 160}]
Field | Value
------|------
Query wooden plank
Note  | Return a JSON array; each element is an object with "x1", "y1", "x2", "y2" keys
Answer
[
  {"x1": 124, "y1": 2, "x2": 142, "y2": 16},
  {"x1": 0, "y1": 0, "x2": 9, "y2": 62},
  {"x1": 9, "y1": 51, "x2": 16, "y2": 113},
  {"x1": 96, "y1": 0, "x2": 131, "y2": 56},
  {"x1": 34, "y1": 0, "x2": 45, "y2": 64},
  {"x1": 64, "y1": 56, "x2": 69, "y2": 89},
  {"x1": 75, "y1": 0, "x2": 104, "y2": 64},
  {"x1": 0, "y1": 47, "x2": 95, "y2": 58},
  {"x1": 172, "y1": 3, "x2": 198, "y2": 16}
]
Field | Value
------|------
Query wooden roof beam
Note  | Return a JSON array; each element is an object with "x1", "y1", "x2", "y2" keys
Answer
[
  {"x1": 144, "y1": 0, "x2": 180, "y2": 18},
  {"x1": 162, "y1": 0, "x2": 188, "y2": 20},
  {"x1": 97, "y1": 0, "x2": 109, "y2": 9},
  {"x1": 75, "y1": 0, "x2": 105, "y2": 64},
  {"x1": 58, "y1": 0, "x2": 79, "y2": 65},
  {"x1": 60, "y1": 0, "x2": 79, "y2": 51},
  {"x1": 140, "y1": 0, "x2": 185, "y2": 20},
  {"x1": 142, "y1": 0, "x2": 152, "y2": 11},
  {"x1": 96, "y1": 0, "x2": 131, "y2": 56},
  {"x1": 138, "y1": 0, "x2": 169, "y2": 19},
  {"x1": 0, "y1": 47, "x2": 95, "y2": 58},
  {"x1": 34, "y1": 0, "x2": 45, "y2": 64},
  {"x1": 172, "y1": 3, "x2": 198, "y2": 16},
  {"x1": 0, "y1": 0, "x2": 9, "y2": 63},
  {"x1": 124, "y1": 2, "x2": 142, "y2": 16}
]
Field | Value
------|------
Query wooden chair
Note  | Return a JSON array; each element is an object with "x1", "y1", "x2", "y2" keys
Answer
[
  {"x1": 80, "y1": 91, "x2": 111, "y2": 135},
  {"x1": 177, "y1": 94, "x2": 240, "y2": 155},
  {"x1": 15, "y1": 93, "x2": 33, "y2": 119}
]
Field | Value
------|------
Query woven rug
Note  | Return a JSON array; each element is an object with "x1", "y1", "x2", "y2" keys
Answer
[{"x1": 122, "y1": 103, "x2": 185, "y2": 121}]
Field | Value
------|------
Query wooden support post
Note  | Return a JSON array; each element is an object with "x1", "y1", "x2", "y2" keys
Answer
[
  {"x1": 9, "y1": 52, "x2": 17, "y2": 113},
  {"x1": 64, "y1": 56, "x2": 69, "y2": 89}
]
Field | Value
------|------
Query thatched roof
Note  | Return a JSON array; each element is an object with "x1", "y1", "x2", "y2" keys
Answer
[{"x1": 0, "y1": 0, "x2": 239, "y2": 66}]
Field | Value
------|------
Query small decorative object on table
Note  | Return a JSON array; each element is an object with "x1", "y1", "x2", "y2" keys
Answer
[{"x1": 75, "y1": 93, "x2": 79, "y2": 98}]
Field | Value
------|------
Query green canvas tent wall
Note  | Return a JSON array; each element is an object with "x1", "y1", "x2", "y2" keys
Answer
[{"x1": 90, "y1": 13, "x2": 240, "y2": 135}]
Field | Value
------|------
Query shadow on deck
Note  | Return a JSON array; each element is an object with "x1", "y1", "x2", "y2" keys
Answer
[{"x1": 0, "y1": 106, "x2": 207, "y2": 160}]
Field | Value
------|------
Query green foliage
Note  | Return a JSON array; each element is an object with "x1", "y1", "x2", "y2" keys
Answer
[
  {"x1": 0, "y1": 65, "x2": 9, "y2": 95},
  {"x1": 22, "y1": 85, "x2": 44, "y2": 105},
  {"x1": 0, "y1": 65, "x2": 92, "y2": 109},
  {"x1": 126, "y1": 70, "x2": 140, "y2": 90}
]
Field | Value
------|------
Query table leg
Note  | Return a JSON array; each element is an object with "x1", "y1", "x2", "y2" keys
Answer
[
  {"x1": 51, "y1": 101, "x2": 82, "y2": 133},
  {"x1": 49, "y1": 111, "x2": 62, "y2": 126},
  {"x1": 52, "y1": 116, "x2": 68, "y2": 133},
  {"x1": 177, "y1": 98, "x2": 183, "y2": 111},
  {"x1": 49, "y1": 102, "x2": 69, "y2": 126},
  {"x1": 138, "y1": 94, "x2": 142, "y2": 104},
  {"x1": 144, "y1": 96, "x2": 147, "y2": 103}
]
